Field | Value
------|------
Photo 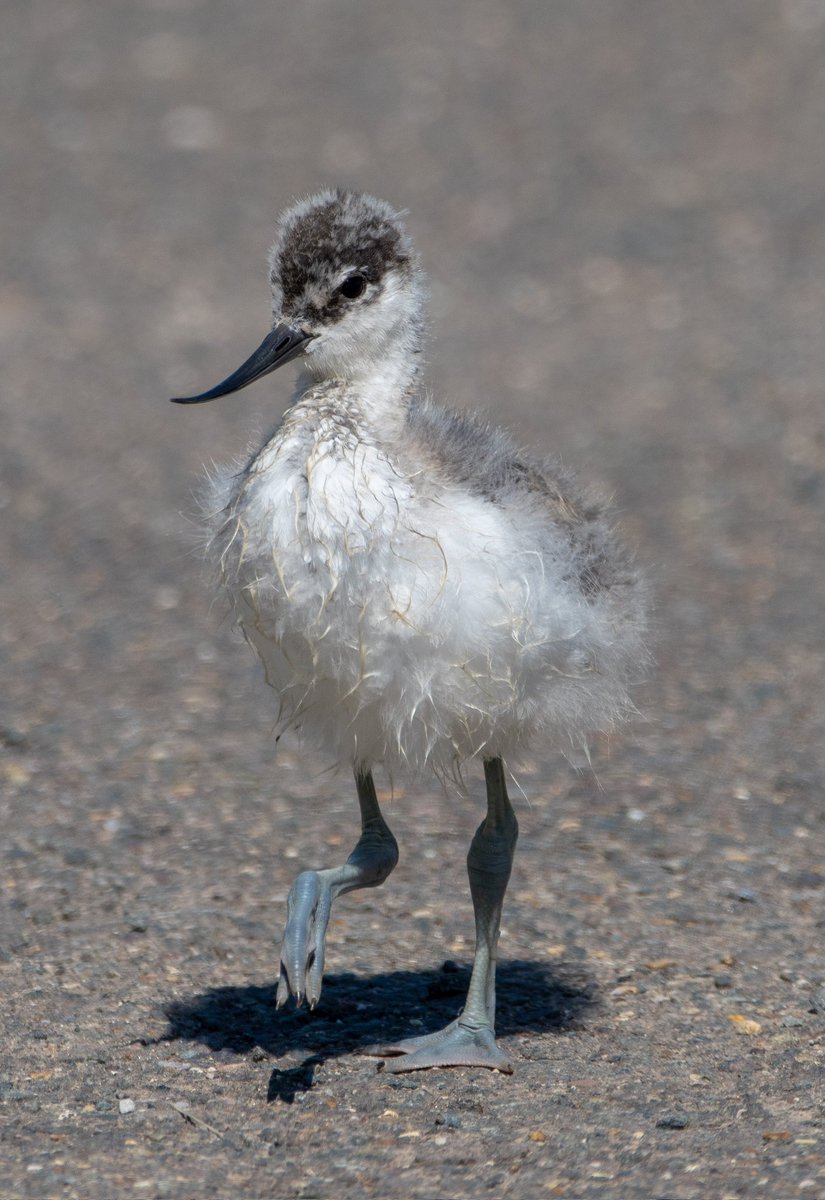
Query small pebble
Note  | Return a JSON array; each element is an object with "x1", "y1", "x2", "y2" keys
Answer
[
  {"x1": 118, "y1": 1098, "x2": 135, "y2": 1114},
  {"x1": 791, "y1": 870, "x2": 824, "y2": 889},
  {"x1": 0, "y1": 727, "x2": 27, "y2": 748},
  {"x1": 434, "y1": 1111, "x2": 461, "y2": 1129},
  {"x1": 713, "y1": 974, "x2": 734, "y2": 989},
  {"x1": 656, "y1": 1114, "x2": 689, "y2": 1129}
]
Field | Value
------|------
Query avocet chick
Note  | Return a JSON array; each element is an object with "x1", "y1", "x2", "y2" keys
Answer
[{"x1": 172, "y1": 188, "x2": 647, "y2": 1072}]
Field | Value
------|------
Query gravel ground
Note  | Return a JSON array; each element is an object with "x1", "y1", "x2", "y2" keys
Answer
[{"x1": 2, "y1": 2, "x2": 824, "y2": 1197}]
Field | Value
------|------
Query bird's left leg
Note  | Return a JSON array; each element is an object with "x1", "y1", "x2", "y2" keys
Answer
[
  {"x1": 365, "y1": 756, "x2": 518, "y2": 1072},
  {"x1": 276, "y1": 768, "x2": 398, "y2": 1009}
]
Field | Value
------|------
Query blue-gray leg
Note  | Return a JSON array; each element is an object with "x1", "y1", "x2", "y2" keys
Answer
[
  {"x1": 365, "y1": 757, "x2": 518, "y2": 1072},
  {"x1": 276, "y1": 769, "x2": 399, "y2": 1009}
]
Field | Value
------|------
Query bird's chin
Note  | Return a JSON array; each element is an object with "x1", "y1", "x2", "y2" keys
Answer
[{"x1": 300, "y1": 340, "x2": 351, "y2": 381}]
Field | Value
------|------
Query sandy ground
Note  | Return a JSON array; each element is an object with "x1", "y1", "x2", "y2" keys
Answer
[{"x1": 2, "y1": 1, "x2": 824, "y2": 1196}]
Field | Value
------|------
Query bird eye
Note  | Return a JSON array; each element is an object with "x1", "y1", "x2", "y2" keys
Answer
[{"x1": 338, "y1": 273, "x2": 367, "y2": 300}]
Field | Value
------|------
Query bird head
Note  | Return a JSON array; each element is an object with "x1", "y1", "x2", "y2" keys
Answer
[{"x1": 171, "y1": 189, "x2": 425, "y2": 404}]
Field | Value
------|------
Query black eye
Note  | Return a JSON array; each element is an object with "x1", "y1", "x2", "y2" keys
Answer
[{"x1": 338, "y1": 273, "x2": 367, "y2": 300}]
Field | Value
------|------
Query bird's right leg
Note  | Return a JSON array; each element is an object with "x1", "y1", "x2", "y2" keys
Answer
[
  {"x1": 276, "y1": 769, "x2": 398, "y2": 1009},
  {"x1": 363, "y1": 756, "x2": 517, "y2": 1071}
]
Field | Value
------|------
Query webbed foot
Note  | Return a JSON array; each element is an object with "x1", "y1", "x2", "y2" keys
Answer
[{"x1": 363, "y1": 1019, "x2": 514, "y2": 1073}]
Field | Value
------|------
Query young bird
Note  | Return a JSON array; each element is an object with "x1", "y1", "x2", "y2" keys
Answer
[{"x1": 172, "y1": 188, "x2": 647, "y2": 1072}]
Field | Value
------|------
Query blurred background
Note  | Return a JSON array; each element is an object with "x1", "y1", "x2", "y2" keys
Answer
[
  {"x1": 3, "y1": 1, "x2": 825, "y2": 1193},
  {"x1": 3, "y1": 0, "x2": 824, "y2": 794}
]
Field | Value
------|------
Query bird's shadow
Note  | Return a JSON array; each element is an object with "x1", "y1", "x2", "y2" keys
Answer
[{"x1": 160, "y1": 959, "x2": 596, "y2": 1103}]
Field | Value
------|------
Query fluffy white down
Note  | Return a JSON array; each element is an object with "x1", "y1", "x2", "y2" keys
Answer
[{"x1": 206, "y1": 385, "x2": 645, "y2": 777}]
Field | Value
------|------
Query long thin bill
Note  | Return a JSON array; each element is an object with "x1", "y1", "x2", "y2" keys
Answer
[{"x1": 170, "y1": 323, "x2": 313, "y2": 404}]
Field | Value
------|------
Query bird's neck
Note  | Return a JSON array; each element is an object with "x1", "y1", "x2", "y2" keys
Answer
[{"x1": 298, "y1": 342, "x2": 421, "y2": 438}]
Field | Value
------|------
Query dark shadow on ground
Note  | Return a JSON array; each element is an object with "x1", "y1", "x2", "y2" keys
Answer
[{"x1": 161, "y1": 959, "x2": 597, "y2": 1101}]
